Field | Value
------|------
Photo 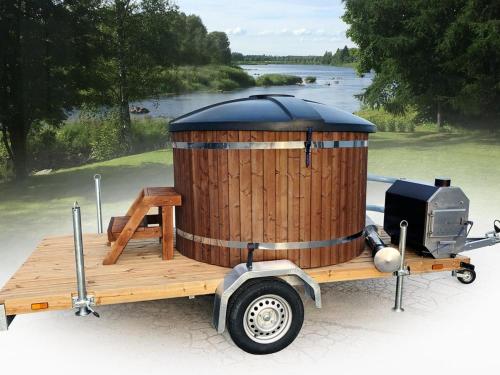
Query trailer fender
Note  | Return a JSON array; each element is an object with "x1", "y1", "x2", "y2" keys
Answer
[{"x1": 213, "y1": 260, "x2": 321, "y2": 334}]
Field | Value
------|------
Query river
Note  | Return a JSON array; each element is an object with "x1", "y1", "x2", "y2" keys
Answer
[{"x1": 132, "y1": 64, "x2": 373, "y2": 119}]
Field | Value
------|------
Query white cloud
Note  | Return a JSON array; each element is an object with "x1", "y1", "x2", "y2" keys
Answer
[
  {"x1": 225, "y1": 27, "x2": 246, "y2": 36},
  {"x1": 292, "y1": 28, "x2": 312, "y2": 36}
]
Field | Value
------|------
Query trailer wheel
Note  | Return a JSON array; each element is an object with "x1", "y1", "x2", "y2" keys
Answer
[
  {"x1": 457, "y1": 269, "x2": 476, "y2": 284},
  {"x1": 227, "y1": 278, "x2": 304, "y2": 354}
]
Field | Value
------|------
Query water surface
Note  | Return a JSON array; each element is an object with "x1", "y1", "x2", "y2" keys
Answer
[{"x1": 133, "y1": 64, "x2": 372, "y2": 119}]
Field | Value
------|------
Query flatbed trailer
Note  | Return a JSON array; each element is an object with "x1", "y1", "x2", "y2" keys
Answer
[{"x1": 0, "y1": 231, "x2": 469, "y2": 318}]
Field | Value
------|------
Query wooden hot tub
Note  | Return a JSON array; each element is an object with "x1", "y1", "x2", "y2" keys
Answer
[{"x1": 170, "y1": 94, "x2": 376, "y2": 268}]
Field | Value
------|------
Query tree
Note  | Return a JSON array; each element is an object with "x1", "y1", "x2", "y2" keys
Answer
[
  {"x1": 206, "y1": 31, "x2": 231, "y2": 65},
  {"x1": 0, "y1": 0, "x2": 101, "y2": 179},
  {"x1": 343, "y1": 0, "x2": 500, "y2": 126},
  {"x1": 93, "y1": 0, "x2": 180, "y2": 146}
]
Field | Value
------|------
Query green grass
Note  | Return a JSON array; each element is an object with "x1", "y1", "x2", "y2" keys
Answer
[
  {"x1": 255, "y1": 74, "x2": 302, "y2": 86},
  {"x1": 0, "y1": 149, "x2": 172, "y2": 220}
]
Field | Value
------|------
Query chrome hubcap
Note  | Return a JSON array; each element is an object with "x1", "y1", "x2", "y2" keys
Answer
[
  {"x1": 461, "y1": 271, "x2": 472, "y2": 282},
  {"x1": 243, "y1": 294, "x2": 292, "y2": 344}
]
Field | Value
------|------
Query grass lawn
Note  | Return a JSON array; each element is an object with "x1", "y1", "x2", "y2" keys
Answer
[{"x1": 0, "y1": 131, "x2": 499, "y2": 240}]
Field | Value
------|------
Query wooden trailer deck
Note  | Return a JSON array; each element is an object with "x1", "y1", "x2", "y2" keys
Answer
[{"x1": 0, "y1": 233, "x2": 469, "y2": 316}]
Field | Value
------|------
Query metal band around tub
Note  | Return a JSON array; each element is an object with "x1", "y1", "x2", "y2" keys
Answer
[
  {"x1": 171, "y1": 140, "x2": 368, "y2": 150},
  {"x1": 176, "y1": 228, "x2": 364, "y2": 250}
]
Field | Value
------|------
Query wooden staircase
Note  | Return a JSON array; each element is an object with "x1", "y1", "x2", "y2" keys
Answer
[{"x1": 103, "y1": 187, "x2": 182, "y2": 265}]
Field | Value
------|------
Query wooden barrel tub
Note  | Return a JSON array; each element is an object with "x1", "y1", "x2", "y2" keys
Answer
[{"x1": 170, "y1": 95, "x2": 376, "y2": 268}]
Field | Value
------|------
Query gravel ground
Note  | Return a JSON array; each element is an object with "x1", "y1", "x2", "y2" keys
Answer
[{"x1": 1, "y1": 170, "x2": 499, "y2": 375}]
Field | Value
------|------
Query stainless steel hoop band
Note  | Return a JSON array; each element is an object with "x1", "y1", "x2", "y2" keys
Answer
[
  {"x1": 176, "y1": 228, "x2": 364, "y2": 250},
  {"x1": 171, "y1": 140, "x2": 368, "y2": 150}
]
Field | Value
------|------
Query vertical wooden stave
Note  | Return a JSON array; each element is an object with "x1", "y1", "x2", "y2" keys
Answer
[
  {"x1": 207, "y1": 131, "x2": 220, "y2": 266},
  {"x1": 239, "y1": 131, "x2": 252, "y2": 263},
  {"x1": 275, "y1": 131, "x2": 288, "y2": 261},
  {"x1": 329, "y1": 132, "x2": 341, "y2": 264},
  {"x1": 228, "y1": 130, "x2": 241, "y2": 267},
  {"x1": 299, "y1": 131, "x2": 311, "y2": 268},
  {"x1": 263, "y1": 132, "x2": 276, "y2": 261},
  {"x1": 251, "y1": 131, "x2": 264, "y2": 262},
  {"x1": 309, "y1": 131, "x2": 323, "y2": 268},
  {"x1": 320, "y1": 132, "x2": 332, "y2": 267},
  {"x1": 287, "y1": 132, "x2": 301, "y2": 265},
  {"x1": 217, "y1": 131, "x2": 230, "y2": 267}
]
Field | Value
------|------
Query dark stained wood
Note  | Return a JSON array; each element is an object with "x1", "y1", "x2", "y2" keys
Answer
[
  {"x1": 207, "y1": 131, "x2": 220, "y2": 266},
  {"x1": 309, "y1": 131, "x2": 323, "y2": 268},
  {"x1": 228, "y1": 131, "x2": 241, "y2": 267},
  {"x1": 299, "y1": 133, "x2": 311, "y2": 268},
  {"x1": 263, "y1": 132, "x2": 276, "y2": 261},
  {"x1": 251, "y1": 131, "x2": 264, "y2": 262},
  {"x1": 217, "y1": 131, "x2": 230, "y2": 267},
  {"x1": 173, "y1": 130, "x2": 369, "y2": 268},
  {"x1": 320, "y1": 132, "x2": 332, "y2": 266},
  {"x1": 275, "y1": 131, "x2": 289, "y2": 261},
  {"x1": 287, "y1": 132, "x2": 301, "y2": 265},
  {"x1": 239, "y1": 131, "x2": 252, "y2": 263}
]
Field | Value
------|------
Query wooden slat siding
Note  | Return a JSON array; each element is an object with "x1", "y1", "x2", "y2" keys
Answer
[
  {"x1": 180, "y1": 131, "x2": 191, "y2": 259},
  {"x1": 263, "y1": 132, "x2": 276, "y2": 261},
  {"x1": 287, "y1": 132, "x2": 301, "y2": 265},
  {"x1": 190, "y1": 131, "x2": 203, "y2": 262},
  {"x1": 239, "y1": 131, "x2": 252, "y2": 263},
  {"x1": 339, "y1": 132, "x2": 350, "y2": 263},
  {"x1": 228, "y1": 131, "x2": 241, "y2": 267},
  {"x1": 172, "y1": 133, "x2": 182, "y2": 254},
  {"x1": 172, "y1": 130, "x2": 371, "y2": 268},
  {"x1": 357, "y1": 133, "x2": 369, "y2": 257},
  {"x1": 329, "y1": 132, "x2": 341, "y2": 264},
  {"x1": 299, "y1": 132, "x2": 311, "y2": 268},
  {"x1": 217, "y1": 131, "x2": 230, "y2": 267},
  {"x1": 309, "y1": 131, "x2": 323, "y2": 267},
  {"x1": 199, "y1": 132, "x2": 211, "y2": 262},
  {"x1": 207, "y1": 131, "x2": 220, "y2": 266},
  {"x1": 251, "y1": 131, "x2": 264, "y2": 262},
  {"x1": 275, "y1": 131, "x2": 288, "y2": 260},
  {"x1": 319, "y1": 132, "x2": 332, "y2": 266}
]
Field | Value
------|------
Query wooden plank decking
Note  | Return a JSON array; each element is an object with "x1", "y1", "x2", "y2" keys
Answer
[{"x1": 0, "y1": 233, "x2": 469, "y2": 316}]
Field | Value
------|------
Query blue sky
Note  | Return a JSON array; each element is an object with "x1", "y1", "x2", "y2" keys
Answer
[{"x1": 174, "y1": 0, "x2": 354, "y2": 55}]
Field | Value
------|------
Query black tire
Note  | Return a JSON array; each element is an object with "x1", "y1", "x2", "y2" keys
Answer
[
  {"x1": 227, "y1": 278, "x2": 304, "y2": 355},
  {"x1": 457, "y1": 269, "x2": 476, "y2": 284}
]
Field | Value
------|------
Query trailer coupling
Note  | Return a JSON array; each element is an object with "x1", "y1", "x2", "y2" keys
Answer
[{"x1": 461, "y1": 220, "x2": 500, "y2": 252}]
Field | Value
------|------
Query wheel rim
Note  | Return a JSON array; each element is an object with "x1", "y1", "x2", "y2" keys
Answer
[
  {"x1": 243, "y1": 294, "x2": 293, "y2": 344},
  {"x1": 461, "y1": 271, "x2": 473, "y2": 282}
]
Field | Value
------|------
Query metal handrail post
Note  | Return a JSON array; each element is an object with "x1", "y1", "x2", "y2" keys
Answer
[
  {"x1": 72, "y1": 202, "x2": 98, "y2": 317},
  {"x1": 94, "y1": 174, "x2": 103, "y2": 233},
  {"x1": 393, "y1": 220, "x2": 409, "y2": 312}
]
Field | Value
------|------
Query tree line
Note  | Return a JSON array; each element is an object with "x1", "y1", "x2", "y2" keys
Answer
[
  {"x1": 0, "y1": 0, "x2": 231, "y2": 180},
  {"x1": 232, "y1": 46, "x2": 358, "y2": 66},
  {"x1": 343, "y1": 0, "x2": 500, "y2": 127}
]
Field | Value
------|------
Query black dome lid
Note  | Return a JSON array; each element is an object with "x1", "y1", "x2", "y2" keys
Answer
[{"x1": 169, "y1": 94, "x2": 376, "y2": 133}]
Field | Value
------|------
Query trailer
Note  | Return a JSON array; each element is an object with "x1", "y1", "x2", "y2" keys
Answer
[
  {"x1": 0, "y1": 198, "x2": 484, "y2": 353},
  {"x1": 2, "y1": 95, "x2": 499, "y2": 354}
]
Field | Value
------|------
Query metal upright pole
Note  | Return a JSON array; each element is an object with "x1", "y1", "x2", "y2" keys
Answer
[
  {"x1": 72, "y1": 202, "x2": 92, "y2": 317},
  {"x1": 94, "y1": 174, "x2": 103, "y2": 234},
  {"x1": 393, "y1": 220, "x2": 409, "y2": 312}
]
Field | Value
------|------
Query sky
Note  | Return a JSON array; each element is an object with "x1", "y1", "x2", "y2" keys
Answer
[{"x1": 173, "y1": 0, "x2": 355, "y2": 55}]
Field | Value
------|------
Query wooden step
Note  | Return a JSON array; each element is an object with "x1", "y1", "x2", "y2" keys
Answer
[
  {"x1": 103, "y1": 187, "x2": 182, "y2": 265},
  {"x1": 107, "y1": 216, "x2": 161, "y2": 242}
]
